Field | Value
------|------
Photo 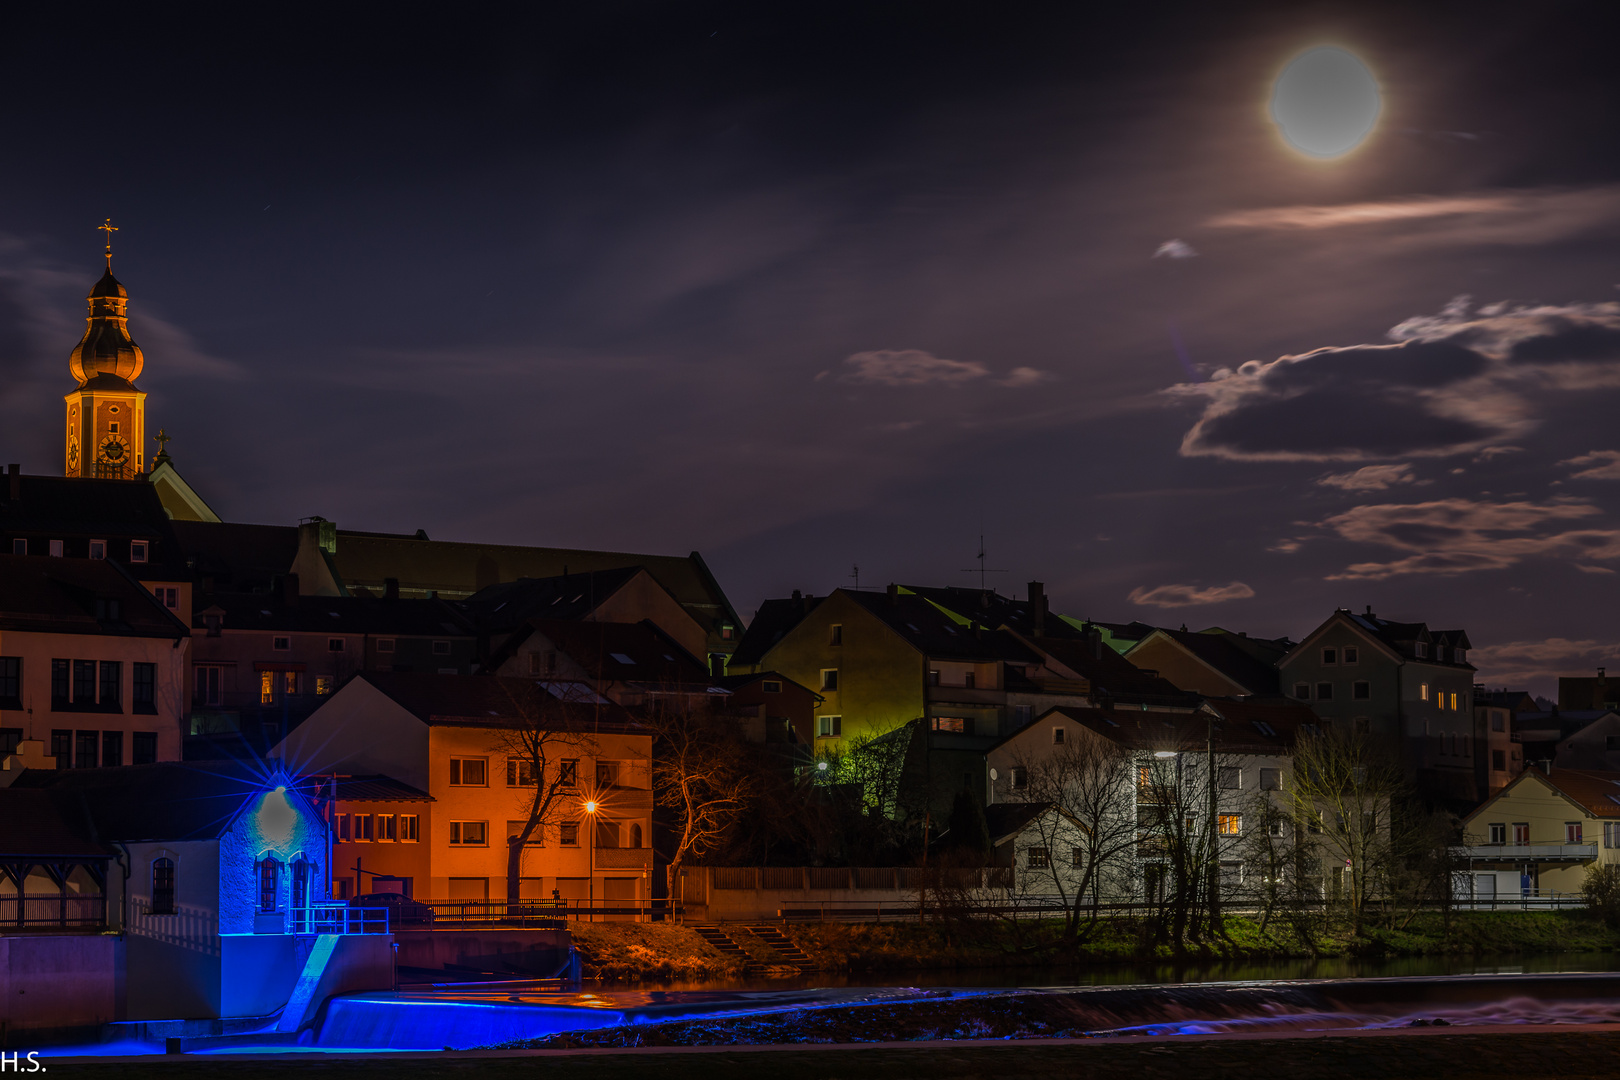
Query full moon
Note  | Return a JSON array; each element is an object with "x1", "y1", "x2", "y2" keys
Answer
[{"x1": 1270, "y1": 47, "x2": 1381, "y2": 159}]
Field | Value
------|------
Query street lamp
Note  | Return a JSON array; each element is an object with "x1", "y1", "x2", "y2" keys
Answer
[{"x1": 582, "y1": 799, "x2": 599, "y2": 923}]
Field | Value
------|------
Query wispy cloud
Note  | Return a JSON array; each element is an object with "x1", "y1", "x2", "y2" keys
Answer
[
  {"x1": 1317, "y1": 464, "x2": 1417, "y2": 492},
  {"x1": 1153, "y1": 239, "x2": 1198, "y2": 259},
  {"x1": 837, "y1": 348, "x2": 1050, "y2": 389},
  {"x1": 1470, "y1": 638, "x2": 1620, "y2": 687},
  {"x1": 1207, "y1": 194, "x2": 1516, "y2": 230},
  {"x1": 1316, "y1": 497, "x2": 1620, "y2": 580},
  {"x1": 1128, "y1": 581, "x2": 1255, "y2": 607},
  {"x1": 1561, "y1": 450, "x2": 1620, "y2": 480}
]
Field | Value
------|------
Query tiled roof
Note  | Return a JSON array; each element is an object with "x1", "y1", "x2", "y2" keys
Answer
[
  {"x1": 1130, "y1": 628, "x2": 1282, "y2": 695},
  {"x1": 359, "y1": 672, "x2": 643, "y2": 733},
  {"x1": 459, "y1": 568, "x2": 644, "y2": 630},
  {"x1": 525, "y1": 619, "x2": 710, "y2": 686},
  {"x1": 1024, "y1": 635, "x2": 1200, "y2": 704},
  {"x1": 326, "y1": 774, "x2": 433, "y2": 802},
  {"x1": 11, "y1": 760, "x2": 305, "y2": 842},
  {"x1": 203, "y1": 592, "x2": 474, "y2": 636},
  {"x1": 1339, "y1": 612, "x2": 1476, "y2": 669},
  {"x1": 1537, "y1": 768, "x2": 1620, "y2": 818},
  {"x1": 0, "y1": 555, "x2": 189, "y2": 638},
  {"x1": 842, "y1": 590, "x2": 1044, "y2": 663},
  {"x1": 1033, "y1": 702, "x2": 1313, "y2": 755},
  {"x1": 732, "y1": 595, "x2": 823, "y2": 665},
  {"x1": 0, "y1": 788, "x2": 113, "y2": 858}
]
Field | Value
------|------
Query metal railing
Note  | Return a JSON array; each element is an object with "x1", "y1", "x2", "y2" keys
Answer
[
  {"x1": 416, "y1": 898, "x2": 678, "y2": 925},
  {"x1": 1450, "y1": 888, "x2": 1585, "y2": 910},
  {"x1": 1452, "y1": 843, "x2": 1599, "y2": 861},
  {"x1": 0, "y1": 894, "x2": 107, "y2": 928},
  {"x1": 288, "y1": 902, "x2": 391, "y2": 934}
]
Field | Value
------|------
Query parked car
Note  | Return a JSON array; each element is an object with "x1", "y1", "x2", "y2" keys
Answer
[{"x1": 350, "y1": 892, "x2": 435, "y2": 927}]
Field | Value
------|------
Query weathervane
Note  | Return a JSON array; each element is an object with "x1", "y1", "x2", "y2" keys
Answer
[{"x1": 97, "y1": 219, "x2": 118, "y2": 269}]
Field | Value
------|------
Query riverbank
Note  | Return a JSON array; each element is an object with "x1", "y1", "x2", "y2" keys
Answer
[{"x1": 568, "y1": 911, "x2": 1620, "y2": 983}]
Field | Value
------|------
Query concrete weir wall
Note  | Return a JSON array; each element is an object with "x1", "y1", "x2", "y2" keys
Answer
[
  {"x1": 393, "y1": 929, "x2": 572, "y2": 978},
  {"x1": 0, "y1": 935, "x2": 122, "y2": 1035}
]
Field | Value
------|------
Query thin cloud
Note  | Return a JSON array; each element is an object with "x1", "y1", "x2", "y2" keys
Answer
[
  {"x1": 1561, "y1": 450, "x2": 1620, "y2": 480},
  {"x1": 1207, "y1": 194, "x2": 1515, "y2": 230},
  {"x1": 1470, "y1": 638, "x2": 1620, "y2": 687},
  {"x1": 1128, "y1": 581, "x2": 1255, "y2": 608},
  {"x1": 1153, "y1": 239, "x2": 1197, "y2": 259},
  {"x1": 837, "y1": 349, "x2": 1049, "y2": 389},
  {"x1": 1317, "y1": 464, "x2": 1417, "y2": 492},
  {"x1": 1317, "y1": 497, "x2": 1620, "y2": 580}
]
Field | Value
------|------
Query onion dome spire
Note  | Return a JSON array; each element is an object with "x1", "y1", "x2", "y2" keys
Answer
[{"x1": 68, "y1": 220, "x2": 144, "y2": 387}]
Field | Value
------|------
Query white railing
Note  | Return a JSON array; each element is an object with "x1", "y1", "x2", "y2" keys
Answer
[
  {"x1": 1452, "y1": 843, "x2": 1599, "y2": 860},
  {"x1": 287, "y1": 902, "x2": 390, "y2": 935}
]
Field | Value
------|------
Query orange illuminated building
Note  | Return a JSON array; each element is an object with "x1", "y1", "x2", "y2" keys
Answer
[{"x1": 66, "y1": 222, "x2": 147, "y2": 481}]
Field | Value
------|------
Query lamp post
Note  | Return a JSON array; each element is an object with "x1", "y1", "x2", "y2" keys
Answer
[{"x1": 583, "y1": 799, "x2": 598, "y2": 923}]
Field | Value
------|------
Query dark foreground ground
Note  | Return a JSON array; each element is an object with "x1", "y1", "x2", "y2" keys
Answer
[{"x1": 46, "y1": 1030, "x2": 1620, "y2": 1080}]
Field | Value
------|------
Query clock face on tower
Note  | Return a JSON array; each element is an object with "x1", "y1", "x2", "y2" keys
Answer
[
  {"x1": 68, "y1": 441, "x2": 79, "y2": 469},
  {"x1": 99, "y1": 435, "x2": 128, "y2": 464}
]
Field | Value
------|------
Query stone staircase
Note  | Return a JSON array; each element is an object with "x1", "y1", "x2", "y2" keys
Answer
[{"x1": 745, "y1": 925, "x2": 817, "y2": 971}]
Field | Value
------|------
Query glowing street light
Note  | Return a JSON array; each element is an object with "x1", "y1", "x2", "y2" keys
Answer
[{"x1": 582, "y1": 797, "x2": 599, "y2": 922}]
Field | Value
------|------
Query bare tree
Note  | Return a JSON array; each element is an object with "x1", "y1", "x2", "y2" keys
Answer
[
  {"x1": 645, "y1": 697, "x2": 758, "y2": 899},
  {"x1": 1283, "y1": 729, "x2": 1403, "y2": 934},
  {"x1": 1006, "y1": 733, "x2": 1139, "y2": 944},
  {"x1": 490, "y1": 684, "x2": 603, "y2": 904}
]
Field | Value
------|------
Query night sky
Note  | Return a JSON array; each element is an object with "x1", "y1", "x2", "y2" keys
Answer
[{"x1": 3, "y1": 2, "x2": 1619, "y2": 694}]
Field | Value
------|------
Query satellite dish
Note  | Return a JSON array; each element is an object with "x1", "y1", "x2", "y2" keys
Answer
[{"x1": 989, "y1": 768, "x2": 999, "y2": 781}]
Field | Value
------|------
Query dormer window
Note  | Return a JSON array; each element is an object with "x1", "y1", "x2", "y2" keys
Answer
[
  {"x1": 1414, "y1": 642, "x2": 1428, "y2": 659},
  {"x1": 89, "y1": 540, "x2": 106, "y2": 560},
  {"x1": 130, "y1": 541, "x2": 148, "y2": 563},
  {"x1": 1456, "y1": 649, "x2": 1466, "y2": 663}
]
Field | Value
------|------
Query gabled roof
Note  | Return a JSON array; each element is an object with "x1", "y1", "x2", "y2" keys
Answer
[
  {"x1": 1127, "y1": 627, "x2": 1282, "y2": 695},
  {"x1": 203, "y1": 592, "x2": 474, "y2": 636},
  {"x1": 11, "y1": 760, "x2": 308, "y2": 842},
  {"x1": 0, "y1": 474, "x2": 188, "y2": 574},
  {"x1": 459, "y1": 567, "x2": 647, "y2": 630},
  {"x1": 984, "y1": 801, "x2": 1053, "y2": 845},
  {"x1": 356, "y1": 672, "x2": 643, "y2": 733},
  {"x1": 0, "y1": 555, "x2": 189, "y2": 638},
  {"x1": 1285, "y1": 609, "x2": 1477, "y2": 671},
  {"x1": 326, "y1": 774, "x2": 433, "y2": 803},
  {"x1": 1020, "y1": 634, "x2": 1199, "y2": 704},
  {"x1": 524, "y1": 619, "x2": 710, "y2": 687},
  {"x1": 732, "y1": 595, "x2": 824, "y2": 666},
  {"x1": 1464, "y1": 767, "x2": 1620, "y2": 824},
  {"x1": 1015, "y1": 703, "x2": 1306, "y2": 755},
  {"x1": 841, "y1": 590, "x2": 1044, "y2": 663},
  {"x1": 711, "y1": 671, "x2": 820, "y2": 698},
  {"x1": 902, "y1": 585, "x2": 1086, "y2": 641}
]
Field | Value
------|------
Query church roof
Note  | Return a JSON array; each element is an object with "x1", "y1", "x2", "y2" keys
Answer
[{"x1": 89, "y1": 268, "x2": 127, "y2": 299}]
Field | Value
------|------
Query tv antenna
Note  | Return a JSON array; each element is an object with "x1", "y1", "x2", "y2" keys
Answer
[
  {"x1": 849, "y1": 563, "x2": 862, "y2": 591},
  {"x1": 960, "y1": 535, "x2": 1007, "y2": 590}
]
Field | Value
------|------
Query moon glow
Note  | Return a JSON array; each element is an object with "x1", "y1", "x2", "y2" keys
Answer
[{"x1": 1271, "y1": 47, "x2": 1381, "y2": 159}]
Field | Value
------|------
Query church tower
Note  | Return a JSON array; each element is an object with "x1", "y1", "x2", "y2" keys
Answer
[{"x1": 65, "y1": 221, "x2": 146, "y2": 479}]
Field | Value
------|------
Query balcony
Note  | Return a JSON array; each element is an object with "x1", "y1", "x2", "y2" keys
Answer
[{"x1": 1452, "y1": 842, "x2": 1599, "y2": 862}]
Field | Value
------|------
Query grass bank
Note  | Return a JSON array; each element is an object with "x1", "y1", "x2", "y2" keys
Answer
[{"x1": 569, "y1": 911, "x2": 1620, "y2": 984}]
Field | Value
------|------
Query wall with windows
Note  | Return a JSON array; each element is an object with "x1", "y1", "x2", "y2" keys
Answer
[
  {"x1": 1461, "y1": 770, "x2": 1620, "y2": 896},
  {"x1": 0, "y1": 628, "x2": 187, "y2": 767},
  {"x1": 331, "y1": 797, "x2": 431, "y2": 900}
]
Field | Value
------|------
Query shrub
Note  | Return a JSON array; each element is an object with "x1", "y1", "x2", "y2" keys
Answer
[{"x1": 1581, "y1": 864, "x2": 1620, "y2": 927}]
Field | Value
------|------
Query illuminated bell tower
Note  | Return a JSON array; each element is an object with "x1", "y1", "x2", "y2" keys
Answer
[{"x1": 65, "y1": 220, "x2": 146, "y2": 479}]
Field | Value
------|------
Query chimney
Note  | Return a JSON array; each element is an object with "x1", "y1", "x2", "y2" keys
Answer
[
  {"x1": 282, "y1": 573, "x2": 300, "y2": 606},
  {"x1": 887, "y1": 583, "x2": 899, "y2": 605},
  {"x1": 1089, "y1": 627, "x2": 1103, "y2": 660},
  {"x1": 1365, "y1": 605, "x2": 1373, "y2": 616},
  {"x1": 7, "y1": 464, "x2": 18, "y2": 502},
  {"x1": 384, "y1": 577, "x2": 400, "y2": 601},
  {"x1": 1028, "y1": 581, "x2": 1046, "y2": 637},
  {"x1": 792, "y1": 589, "x2": 802, "y2": 600}
]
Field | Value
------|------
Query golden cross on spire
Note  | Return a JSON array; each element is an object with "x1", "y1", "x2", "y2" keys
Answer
[
  {"x1": 153, "y1": 428, "x2": 170, "y2": 458},
  {"x1": 98, "y1": 219, "x2": 118, "y2": 268}
]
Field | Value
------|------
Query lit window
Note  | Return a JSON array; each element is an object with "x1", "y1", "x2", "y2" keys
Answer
[
  {"x1": 130, "y1": 541, "x2": 149, "y2": 563},
  {"x1": 449, "y1": 758, "x2": 487, "y2": 786},
  {"x1": 315, "y1": 676, "x2": 333, "y2": 695},
  {"x1": 449, "y1": 821, "x2": 488, "y2": 846},
  {"x1": 1217, "y1": 813, "x2": 1243, "y2": 836},
  {"x1": 1420, "y1": 683, "x2": 1430, "y2": 702},
  {"x1": 930, "y1": 717, "x2": 967, "y2": 734}
]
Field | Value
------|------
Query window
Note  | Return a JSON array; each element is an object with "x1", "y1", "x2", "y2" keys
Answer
[
  {"x1": 1053, "y1": 726, "x2": 1065, "y2": 745},
  {"x1": 559, "y1": 821, "x2": 580, "y2": 846},
  {"x1": 450, "y1": 821, "x2": 488, "y2": 846},
  {"x1": 1450, "y1": 692, "x2": 1459, "y2": 711},
  {"x1": 72, "y1": 660, "x2": 95, "y2": 705},
  {"x1": 291, "y1": 859, "x2": 309, "y2": 910},
  {"x1": 721, "y1": 624, "x2": 735, "y2": 640},
  {"x1": 151, "y1": 858, "x2": 175, "y2": 915},
  {"x1": 74, "y1": 730, "x2": 98, "y2": 768},
  {"x1": 1513, "y1": 823, "x2": 1530, "y2": 844},
  {"x1": 1218, "y1": 766, "x2": 1241, "y2": 790},
  {"x1": 820, "y1": 669, "x2": 839, "y2": 691},
  {"x1": 1420, "y1": 682, "x2": 1430, "y2": 702},
  {"x1": 1321, "y1": 647, "x2": 1337, "y2": 665},
  {"x1": 49, "y1": 539, "x2": 63, "y2": 557},
  {"x1": 50, "y1": 729, "x2": 71, "y2": 763},
  {"x1": 1294, "y1": 683, "x2": 1310, "y2": 700},
  {"x1": 1217, "y1": 813, "x2": 1242, "y2": 836},
  {"x1": 130, "y1": 541, "x2": 148, "y2": 563},
  {"x1": 1316, "y1": 682, "x2": 1333, "y2": 701},
  {"x1": 556, "y1": 759, "x2": 578, "y2": 788},
  {"x1": 829, "y1": 624, "x2": 843, "y2": 646},
  {"x1": 132, "y1": 732, "x2": 156, "y2": 765},
  {"x1": 1259, "y1": 767, "x2": 1282, "y2": 791},
  {"x1": 376, "y1": 815, "x2": 397, "y2": 842},
  {"x1": 0, "y1": 728, "x2": 19, "y2": 756},
  {"x1": 1353, "y1": 681, "x2": 1370, "y2": 700},
  {"x1": 1414, "y1": 642, "x2": 1428, "y2": 658},
  {"x1": 763, "y1": 680, "x2": 782, "y2": 693},
  {"x1": 259, "y1": 860, "x2": 280, "y2": 913},
  {"x1": 272, "y1": 636, "x2": 291, "y2": 651},
  {"x1": 102, "y1": 731, "x2": 122, "y2": 767},
  {"x1": 1493, "y1": 713, "x2": 1506, "y2": 733},
  {"x1": 449, "y1": 758, "x2": 487, "y2": 786},
  {"x1": 153, "y1": 587, "x2": 178, "y2": 610},
  {"x1": 507, "y1": 758, "x2": 538, "y2": 786},
  {"x1": 89, "y1": 540, "x2": 106, "y2": 560},
  {"x1": 1219, "y1": 861, "x2": 1243, "y2": 888},
  {"x1": 1493, "y1": 749, "x2": 1507, "y2": 771},
  {"x1": 1026, "y1": 847, "x2": 1051, "y2": 869},
  {"x1": 99, "y1": 661, "x2": 121, "y2": 710},
  {"x1": 597, "y1": 760, "x2": 621, "y2": 787},
  {"x1": 1456, "y1": 649, "x2": 1466, "y2": 664},
  {"x1": 930, "y1": 717, "x2": 968, "y2": 734},
  {"x1": 315, "y1": 677, "x2": 333, "y2": 695},
  {"x1": 10, "y1": 539, "x2": 23, "y2": 555},
  {"x1": 1343, "y1": 646, "x2": 1358, "y2": 664},
  {"x1": 818, "y1": 715, "x2": 842, "y2": 737},
  {"x1": 1489, "y1": 823, "x2": 1507, "y2": 844},
  {"x1": 335, "y1": 813, "x2": 351, "y2": 842},
  {"x1": 1567, "y1": 822, "x2": 1584, "y2": 843},
  {"x1": 928, "y1": 670, "x2": 940, "y2": 686},
  {"x1": 354, "y1": 814, "x2": 374, "y2": 841},
  {"x1": 400, "y1": 815, "x2": 419, "y2": 842},
  {"x1": 0, "y1": 657, "x2": 20, "y2": 709},
  {"x1": 377, "y1": 638, "x2": 396, "y2": 653},
  {"x1": 328, "y1": 638, "x2": 344, "y2": 652},
  {"x1": 1606, "y1": 822, "x2": 1620, "y2": 849},
  {"x1": 194, "y1": 665, "x2": 223, "y2": 707},
  {"x1": 432, "y1": 640, "x2": 451, "y2": 656},
  {"x1": 1010, "y1": 766, "x2": 1028, "y2": 790}
]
